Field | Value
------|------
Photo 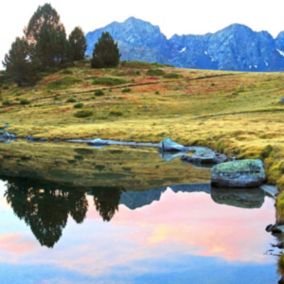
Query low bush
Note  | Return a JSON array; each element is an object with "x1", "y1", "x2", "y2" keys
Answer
[
  {"x1": 74, "y1": 110, "x2": 93, "y2": 118},
  {"x1": 74, "y1": 102, "x2": 84, "y2": 108},
  {"x1": 146, "y1": 69, "x2": 165, "y2": 76},
  {"x1": 92, "y1": 77, "x2": 127, "y2": 86},
  {"x1": 20, "y1": 99, "x2": 30, "y2": 105},
  {"x1": 94, "y1": 90, "x2": 105, "y2": 97}
]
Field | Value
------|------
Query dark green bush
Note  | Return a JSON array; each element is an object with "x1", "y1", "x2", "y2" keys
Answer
[
  {"x1": 94, "y1": 90, "x2": 105, "y2": 96},
  {"x1": 92, "y1": 77, "x2": 127, "y2": 86},
  {"x1": 74, "y1": 102, "x2": 84, "y2": 108},
  {"x1": 20, "y1": 98, "x2": 30, "y2": 105},
  {"x1": 122, "y1": 88, "x2": 131, "y2": 93},
  {"x1": 66, "y1": 97, "x2": 76, "y2": 103},
  {"x1": 74, "y1": 110, "x2": 93, "y2": 118},
  {"x1": 164, "y1": 73, "x2": 181, "y2": 79},
  {"x1": 146, "y1": 69, "x2": 165, "y2": 76}
]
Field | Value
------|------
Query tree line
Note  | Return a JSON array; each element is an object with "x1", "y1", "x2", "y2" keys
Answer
[{"x1": 3, "y1": 3, "x2": 120, "y2": 86}]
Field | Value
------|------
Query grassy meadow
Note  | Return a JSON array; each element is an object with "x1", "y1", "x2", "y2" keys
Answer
[{"x1": 0, "y1": 61, "x2": 283, "y2": 191}]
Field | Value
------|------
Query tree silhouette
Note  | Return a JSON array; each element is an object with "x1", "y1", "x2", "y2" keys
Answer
[
  {"x1": 3, "y1": 37, "x2": 37, "y2": 86},
  {"x1": 91, "y1": 32, "x2": 120, "y2": 68},
  {"x1": 93, "y1": 187, "x2": 122, "y2": 221},
  {"x1": 68, "y1": 27, "x2": 86, "y2": 61},
  {"x1": 4, "y1": 177, "x2": 89, "y2": 248}
]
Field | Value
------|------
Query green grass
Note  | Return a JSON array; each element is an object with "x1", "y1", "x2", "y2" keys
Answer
[{"x1": 0, "y1": 60, "x2": 283, "y2": 197}]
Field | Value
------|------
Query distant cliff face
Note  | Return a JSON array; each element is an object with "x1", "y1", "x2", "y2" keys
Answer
[{"x1": 86, "y1": 17, "x2": 284, "y2": 71}]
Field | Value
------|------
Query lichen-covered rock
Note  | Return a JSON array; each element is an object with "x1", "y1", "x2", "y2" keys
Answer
[
  {"x1": 159, "y1": 138, "x2": 186, "y2": 152},
  {"x1": 211, "y1": 159, "x2": 266, "y2": 188}
]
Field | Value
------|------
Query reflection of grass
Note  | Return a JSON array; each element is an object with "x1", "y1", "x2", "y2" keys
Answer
[
  {"x1": 0, "y1": 141, "x2": 209, "y2": 190},
  {"x1": 0, "y1": 61, "x2": 283, "y2": 195}
]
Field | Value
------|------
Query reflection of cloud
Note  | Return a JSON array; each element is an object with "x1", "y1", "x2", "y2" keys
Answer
[
  {"x1": 0, "y1": 188, "x2": 276, "y2": 279},
  {"x1": 0, "y1": 233, "x2": 37, "y2": 258},
  {"x1": 112, "y1": 189, "x2": 275, "y2": 263}
]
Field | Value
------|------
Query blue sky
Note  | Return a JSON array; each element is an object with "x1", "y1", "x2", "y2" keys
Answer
[{"x1": 0, "y1": 0, "x2": 284, "y2": 66}]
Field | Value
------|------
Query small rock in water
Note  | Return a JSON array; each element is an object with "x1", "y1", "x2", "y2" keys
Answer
[
  {"x1": 159, "y1": 138, "x2": 185, "y2": 152},
  {"x1": 211, "y1": 159, "x2": 266, "y2": 188}
]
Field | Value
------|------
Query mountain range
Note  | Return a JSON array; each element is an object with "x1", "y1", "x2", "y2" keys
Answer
[{"x1": 86, "y1": 17, "x2": 284, "y2": 71}]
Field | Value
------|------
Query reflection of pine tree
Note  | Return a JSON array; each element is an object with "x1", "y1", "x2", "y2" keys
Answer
[
  {"x1": 68, "y1": 190, "x2": 88, "y2": 224},
  {"x1": 93, "y1": 187, "x2": 122, "y2": 222},
  {"x1": 4, "y1": 178, "x2": 88, "y2": 248}
]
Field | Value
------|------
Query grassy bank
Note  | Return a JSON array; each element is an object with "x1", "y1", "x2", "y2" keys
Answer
[{"x1": 0, "y1": 61, "x2": 283, "y2": 191}]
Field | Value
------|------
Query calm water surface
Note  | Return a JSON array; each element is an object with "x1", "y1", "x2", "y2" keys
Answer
[{"x1": 0, "y1": 142, "x2": 280, "y2": 283}]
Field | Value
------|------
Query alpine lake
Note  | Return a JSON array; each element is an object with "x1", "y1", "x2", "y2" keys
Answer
[{"x1": 0, "y1": 140, "x2": 281, "y2": 284}]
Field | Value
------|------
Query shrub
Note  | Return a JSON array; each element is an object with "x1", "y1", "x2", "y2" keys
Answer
[
  {"x1": 74, "y1": 110, "x2": 93, "y2": 118},
  {"x1": 122, "y1": 88, "x2": 131, "y2": 93},
  {"x1": 92, "y1": 77, "x2": 127, "y2": 86},
  {"x1": 74, "y1": 102, "x2": 84, "y2": 108},
  {"x1": 164, "y1": 73, "x2": 181, "y2": 79},
  {"x1": 20, "y1": 98, "x2": 30, "y2": 105},
  {"x1": 146, "y1": 69, "x2": 165, "y2": 76},
  {"x1": 94, "y1": 90, "x2": 105, "y2": 97},
  {"x1": 2, "y1": 99, "x2": 12, "y2": 106},
  {"x1": 66, "y1": 97, "x2": 76, "y2": 103},
  {"x1": 47, "y1": 76, "x2": 81, "y2": 89},
  {"x1": 109, "y1": 110, "x2": 123, "y2": 116}
]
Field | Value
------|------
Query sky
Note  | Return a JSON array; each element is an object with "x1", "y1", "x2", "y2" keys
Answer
[{"x1": 0, "y1": 0, "x2": 284, "y2": 65}]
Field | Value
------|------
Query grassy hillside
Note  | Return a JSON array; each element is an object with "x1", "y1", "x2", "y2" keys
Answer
[{"x1": 0, "y1": 61, "x2": 283, "y2": 190}]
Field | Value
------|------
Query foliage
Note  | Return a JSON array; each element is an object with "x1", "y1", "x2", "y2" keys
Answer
[
  {"x1": 74, "y1": 102, "x2": 84, "y2": 108},
  {"x1": 94, "y1": 90, "x2": 105, "y2": 96},
  {"x1": 47, "y1": 76, "x2": 81, "y2": 89},
  {"x1": 3, "y1": 37, "x2": 38, "y2": 86},
  {"x1": 74, "y1": 110, "x2": 93, "y2": 118},
  {"x1": 164, "y1": 72, "x2": 181, "y2": 79},
  {"x1": 20, "y1": 99, "x2": 30, "y2": 105},
  {"x1": 68, "y1": 27, "x2": 86, "y2": 61},
  {"x1": 92, "y1": 77, "x2": 127, "y2": 86},
  {"x1": 122, "y1": 88, "x2": 131, "y2": 93},
  {"x1": 36, "y1": 24, "x2": 69, "y2": 68},
  {"x1": 146, "y1": 69, "x2": 165, "y2": 76},
  {"x1": 91, "y1": 32, "x2": 120, "y2": 68}
]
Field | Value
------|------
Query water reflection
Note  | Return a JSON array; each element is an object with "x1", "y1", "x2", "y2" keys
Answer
[
  {"x1": 0, "y1": 175, "x2": 273, "y2": 250},
  {"x1": 4, "y1": 177, "x2": 88, "y2": 247}
]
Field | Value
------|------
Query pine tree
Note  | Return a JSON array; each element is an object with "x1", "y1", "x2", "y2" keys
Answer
[
  {"x1": 68, "y1": 27, "x2": 86, "y2": 61},
  {"x1": 3, "y1": 37, "x2": 37, "y2": 86},
  {"x1": 91, "y1": 32, "x2": 120, "y2": 68},
  {"x1": 25, "y1": 3, "x2": 69, "y2": 68}
]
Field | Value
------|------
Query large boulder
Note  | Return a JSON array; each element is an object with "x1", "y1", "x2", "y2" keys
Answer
[
  {"x1": 159, "y1": 138, "x2": 186, "y2": 152},
  {"x1": 211, "y1": 159, "x2": 266, "y2": 188}
]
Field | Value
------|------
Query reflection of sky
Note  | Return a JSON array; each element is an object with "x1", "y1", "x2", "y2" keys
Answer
[{"x1": 0, "y1": 181, "x2": 279, "y2": 283}]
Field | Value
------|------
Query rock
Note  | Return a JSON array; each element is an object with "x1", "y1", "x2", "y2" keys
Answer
[
  {"x1": 159, "y1": 138, "x2": 186, "y2": 152},
  {"x1": 266, "y1": 224, "x2": 274, "y2": 232},
  {"x1": 211, "y1": 159, "x2": 266, "y2": 188},
  {"x1": 88, "y1": 138, "x2": 113, "y2": 146},
  {"x1": 280, "y1": 97, "x2": 284, "y2": 104},
  {"x1": 0, "y1": 131, "x2": 16, "y2": 141},
  {"x1": 181, "y1": 151, "x2": 227, "y2": 165},
  {"x1": 260, "y1": 184, "x2": 278, "y2": 198},
  {"x1": 211, "y1": 187, "x2": 265, "y2": 208}
]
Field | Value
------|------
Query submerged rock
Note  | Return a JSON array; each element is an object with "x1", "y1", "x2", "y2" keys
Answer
[
  {"x1": 181, "y1": 149, "x2": 227, "y2": 165},
  {"x1": 211, "y1": 159, "x2": 266, "y2": 188},
  {"x1": 211, "y1": 187, "x2": 265, "y2": 208},
  {"x1": 159, "y1": 138, "x2": 186, "y2": 152}
]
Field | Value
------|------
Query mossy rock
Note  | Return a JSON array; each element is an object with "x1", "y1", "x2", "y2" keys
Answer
[{"x1": 211, "y1": 159, "x2": 266, "y2": 188}]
